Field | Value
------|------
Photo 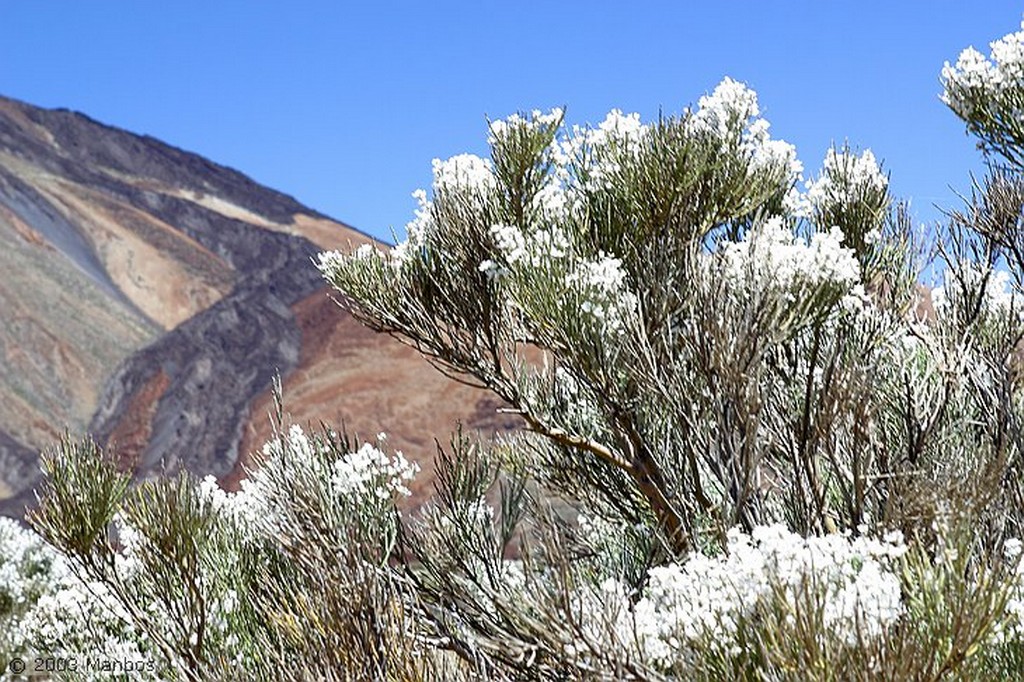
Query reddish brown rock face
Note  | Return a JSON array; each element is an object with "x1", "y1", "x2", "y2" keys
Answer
[
  {"x1": 104, "y1": 369, "x2": 172, "y2": 472},
  {"x1": 229, "y1": 291, "x2": 519, "y2": 508},
  {"x1": 0, "y1": 95, "x2": 511, "y2": 517}
]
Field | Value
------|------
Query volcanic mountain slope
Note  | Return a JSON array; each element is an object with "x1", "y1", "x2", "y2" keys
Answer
[{"x1": 0, "y1": 95, "x2": 512, "y2": 517}]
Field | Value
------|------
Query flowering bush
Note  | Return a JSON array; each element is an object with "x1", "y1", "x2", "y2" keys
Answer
[
  {"x1": 10, "y1": 423, "x2": 427, "y2": 681},
  {"x1": 12, "y1": 18, "x2": 1024, "y2": 681},
  {"x1": 943, "y1": 21, "x2": 1024, "y2": 167}
]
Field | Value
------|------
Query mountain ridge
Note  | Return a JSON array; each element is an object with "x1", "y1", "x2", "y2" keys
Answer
[
  {"x1": 0, "y1": 94, "x2": 346, "y2": 227},
  {"x1": 0, "y1": 94, "x2": 508, "y2": 516}
]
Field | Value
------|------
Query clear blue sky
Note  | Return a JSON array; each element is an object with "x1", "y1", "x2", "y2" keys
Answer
[{"x1": 1, "y1": 2, "x2": 1021, "y2": 244}]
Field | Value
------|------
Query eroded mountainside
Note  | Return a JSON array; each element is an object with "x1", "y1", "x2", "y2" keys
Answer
[{"x1": 0, "y1": 96, "x2": 509, "y2": 516}]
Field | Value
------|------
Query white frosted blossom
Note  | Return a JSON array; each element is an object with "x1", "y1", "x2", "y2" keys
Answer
[
  {"x1": 386, "y1": 154, "x2": 495, "y2": 268},
  {"x1": 315, "y1": 249, "x2": 345, "y2": 277},
  {"x1": 198, "y1": 426, "x2": 419, "y2": 538},
  {"x1": 750, "y1": 136, "x2": 802, "y2": 179},
  {"x1": 991, "y1": 537, "x2": 1024, "y2": 644},
  {"x1": 199, "y1": 473, "x2": 264, "y2": 533},
  {"x1": 486, "y1": 222, "x2": 571, "y2": 274},
  {"x1": 574, "y1": 253, "x2": 628, "y2": 291},
  {"x1": 488, "y1": 108, "x2": 563, "y2": 145},
  {"x1": 0, "y1": 517, "x2": 56, "y2": 610},
  {"x1": 111, "y1": 513, "x2": 144, "y2": 577},
  {"x1": 689, "y1": 77, "x2": 760, "y2": 139},
  {"x1": 569, "y1": 253, "x2": 638, "y2": 334},
  {"x1": 490, "y1": 223, "x2": 528, "y2": 264},
  {"x1": 590, "y1": 525, "x2": 906, "y2": 670},
  {"x1": 805, "y1": 148, "x2": 887, "y2": 215},
  {"x1": 944, "y1": 46, "x2": 1002, "y2": 99},
  {"x1": 331, "y1": 442, "x2": 418, "y2": 500},
  {"x1": 686, "y1": 78, "x2": 803, "y2": 194},
  {"x1": 315, "y1": 244, "x2": 385, "y2": 281},
  {"x1": 10, "y1": 558, "x2": 162, "y2": 679},
  {"x1": 394, "y1": 188, "x2": 433, "y2": 263},
  {"x1": 942, "y1": 21, "x2": 1024, "y2": 118},
  {"x1": 587, "y1": 109, "x2": 646, "y2": 151},
  {"x1": 0, "y1": 521, "x2": 165, "y2": 676},
  {"x1": 991, "y1": 26, "x2": 1024, "y2": 83},
  {"x1": 556, "y1": 109, "x2": 648, "y2": 190},
  {"x1": 783, "y1": 185, "x2": 812, "y2": 218},
  {"x1": 462, "y1": 497, "x2": 496, "y2": 526},
  {"x1": 431, "y1": 153, "x2": 496, "y2": 194},
  {"x1": 530, "y1": 179, "x2": 572, "y2": 222},
  {"x1": 353, "y1": 243, "x2": 380, "y2": 260},
  {"x1": 721, "y1": 217, "x2": 861, "y2": 294},
  {"x1": 741, "y1": 112, "x2": 803, "y2": 180},
  {"x1": 556, "y1": 109, "x2": 646, "y2": 160}
]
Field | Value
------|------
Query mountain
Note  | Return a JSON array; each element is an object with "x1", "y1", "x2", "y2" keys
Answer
[{"x1": 0, "y1": 95, "x2": 514, "y2": 516}]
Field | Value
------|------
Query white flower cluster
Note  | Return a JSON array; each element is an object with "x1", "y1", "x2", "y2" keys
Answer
[
  {"x1": 0, "y1": 518, "x2": 167, "y2": 676},
  {"x1": 582, "y1": 525, "x2": 906, "y2": 670},
  {"x1": 431, "y1": 153, "x2": 496, "y2": 195},
  {"x1": 352, "y1": 243, "x2": 380, "y2": 260},
  {"x1": 112, "y1": 512, "x2": 144, "y2": 578},
  {"x1": 316, "y1": 243, "x2": 387, "y2": 282},
  {"x1": 488, "y1": 108, "x2": 564, "y2": 145},
  {"x1": 324, "y1": 79, "x2": 808, "y2": 293},
  {"x1": 931, "y1": 265, "x2": 1022, "y2": 319},
  {"x1": 804, "y1": 148, "x2": 887, "y2": 215},
  {"x1": 574, "y1": 109, "x2": 646, "y2": 154},
  {"x1": 1000, "y1": 538, "x2": 1024, "y2": 642},
  {"x1": 689, "y1": 77, "x2": 760, "y2": 139},
  {"x1": 199, "y1": 473, "x2": 265, "y2": 534},
  {"x1": 530, "y1": 179, "x2": 572, "y2": 222},
  {"x1": 1, "y1": 531, "x2": 162, "y2": 679},
  {"x1": 14, "y1": 573, "x2": 158, "y2": 663},
  {"x1": 315, "y1": 249, "x2": 346, "y2": 277},
  {"x1": 385, "y1": 154, "x2": 497, "y2": 268},
  {"x1": 481, "y1": 222, "x2": 571, "y2": 279},
  {"x1": 942, "y1": 21, "x2": 1024, "y2": 119},
  {"x1": 4, "y1": 429, "x2": 414, "y2": 676},
  {"x1": 581, "y1": 109, "x2": 646, "y2": 151},
  {"x1": 488, "y1": 223, "x2": 527, "y2": 265},
  {"x1": 555, "y1": 109, "x2": 646, "y2": 161},
  {"x1": 455, "y1": 497, "x2": 496, "y2": 528},
  {"x1": 15, "y1": 576, "x2": 160, "y2": 679},
  {"x1": 569, "y1": 253, "x2": 638, "y2": 334},
  {"x1": 394, "y1": 187, "x2": 433, "y2": 264},
  {"x1": 553, "y1": 109, "x2": 648, "y2": 191},
  {"x1": 721, "y1": 217, "x2": 862, "y2": 294},
  {"x1": 548, "y1": 110, "x2": 634, "y2": 192},
  {"x1": 331, "y1": 441, "x2": 418, "y2": 500},
  {"x1": 487, "y1": 109, "x2": 579, "y2": 223},
  {"x1": 745, "y1": 118, "x2": 803, "y2": 179},
  {"x1": 199, "y1": 426, "x2": 419, "y2": 538},
  {"x1": 0, "y1": 517, "x2": 58, "y2": 613},
  {"x1": 688, "y1": 78, "x2": 803, "y2": 183}
]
